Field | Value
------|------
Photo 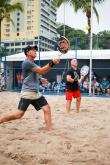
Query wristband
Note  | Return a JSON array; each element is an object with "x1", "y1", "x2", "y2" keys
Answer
[{"x1": 49, "y1": 61, "x2": 55, "y2": 67}]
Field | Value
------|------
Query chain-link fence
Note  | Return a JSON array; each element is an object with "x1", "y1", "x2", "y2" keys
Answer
[
  {"x1": 0, "y1": 36, "x2": 110, "y2": 96},
  {"x1": 0, "y1": 65, "x2": 110, "y2": 97}
]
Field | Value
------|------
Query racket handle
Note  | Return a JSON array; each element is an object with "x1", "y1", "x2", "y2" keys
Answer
[
  {"x1": 49, "y1": 61, "x2": 55, "y2": 67},
  {"x1": 58, "y1": 53, "x2": 62, "y2": 58}
]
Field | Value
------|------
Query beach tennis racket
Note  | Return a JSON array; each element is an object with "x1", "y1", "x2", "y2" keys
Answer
[
  {"x1": 80, "y1": 65, "x2": 89, "y2": 77},
  {"x1": 57, "y1": 36, "x2": 70, "y2": 56}
]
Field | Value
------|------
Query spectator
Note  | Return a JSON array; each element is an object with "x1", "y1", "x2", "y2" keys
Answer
[
  {"x1": 82, "y1": 77, "x2": 89, "y2": 93},
  {"x1": 0, "y1": 73, "x2": 6, "y2": 91},
  {"x1": 0, "y1": 73, "x2": 2, "y2": 91},
  {"x1": 99, "y1": 77, "x2": 110, "y2": 95},
  {"x1": 16, "y1": 72, "x2": 23, "y2": 89},
  {"x1": 91, "y1": 78, "x2": 100, "y2": 95},
  {"x1": 56, "y1": 71, "x2": 62, "y2": 84}
]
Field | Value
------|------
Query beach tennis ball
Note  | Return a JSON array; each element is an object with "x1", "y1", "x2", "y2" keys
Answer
[{"x1": 86, "y1": 25, "x2": 90, "y2": 30}]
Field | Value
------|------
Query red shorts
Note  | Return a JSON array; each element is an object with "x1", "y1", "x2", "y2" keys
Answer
[{"x1": 66, "y1": 89, "x2": 81, "y2": 100}]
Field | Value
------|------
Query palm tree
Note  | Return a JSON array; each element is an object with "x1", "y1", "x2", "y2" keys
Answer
[
  {"x1": 53, "y1": 0, "x2": 105, "y2": 36},
  {"x1": 0, "y1": 0, "x2": 23, "y2": 41}
]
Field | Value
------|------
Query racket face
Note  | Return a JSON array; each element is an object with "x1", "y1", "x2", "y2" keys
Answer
[
  {"x1": 57, "y1": 36, "x2": 70, "y2": 54},
  {"x1": 80, "y1": 65, "x2": 89, "y2": 76}
]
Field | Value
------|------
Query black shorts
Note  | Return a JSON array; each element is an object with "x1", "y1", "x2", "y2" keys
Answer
[{"x1": 18, "y1": 96, "x2": 48, "y2": 112}]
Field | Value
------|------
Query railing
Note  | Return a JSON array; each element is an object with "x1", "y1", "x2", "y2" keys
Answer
[{"x1": 0, "y1": 67, "x2": 110, "y2": 97}]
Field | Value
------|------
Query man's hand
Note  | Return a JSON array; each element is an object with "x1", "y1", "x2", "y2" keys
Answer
[
  {"x1": 40, "y1": 77, "x2": 48, "y2": 86},
  {"x1": 52, "y1": 58, "x2": 60, "y2": 65},
  {"x1": 78, "y1": 75, "x2": 84, "y2": 84}
]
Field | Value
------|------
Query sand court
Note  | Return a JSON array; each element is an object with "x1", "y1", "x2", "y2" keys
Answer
[{"x1": 0, "y1": 92, "x2": 110, "y2": 165}]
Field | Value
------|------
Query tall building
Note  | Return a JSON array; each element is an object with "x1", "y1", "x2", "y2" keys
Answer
[{"x1": 1, "y1": 0, "x2": 57, "y2": 54}]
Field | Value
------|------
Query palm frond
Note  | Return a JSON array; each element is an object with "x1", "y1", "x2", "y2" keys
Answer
[
  {"x1": 93, "y1": 6, "x2": 99, "y2": 23},
  {"x1": 52, "y1": 0, "x2": 70, "y2": 8},
  {"x1": 5, "y1": 3, "x2": 23, "y2": 12}
]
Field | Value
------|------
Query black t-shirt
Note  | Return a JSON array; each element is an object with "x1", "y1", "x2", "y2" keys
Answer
[{"x1": 66, "y1": 68, "x2": 80, "y2": 91}]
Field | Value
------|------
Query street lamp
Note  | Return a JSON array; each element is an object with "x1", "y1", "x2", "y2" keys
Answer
[
  {"x1": 63, "y1": 3, "x2": 66, "y2": 37},
  {"x1": 38, "y1": 36, "x2": 40, "y2": 66},
  {"x1": 89, "y1": 0, "x2": 93, "y2": 95},
  {"x1": 0, "y1": 42, "x2": 4, "y2": 73},
  {"x1": 0, "y1": 42, "x2": 7, "y2": 88},
  {"x1": 75, "y1": 37, "x2": 78, "y2": 59}
]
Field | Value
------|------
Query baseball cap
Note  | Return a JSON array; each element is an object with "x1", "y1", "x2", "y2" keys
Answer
[{"x1": 24, "y1": 45, "x2": 38, "y2": 55}]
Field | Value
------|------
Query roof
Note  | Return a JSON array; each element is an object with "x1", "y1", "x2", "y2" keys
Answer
[{"x1": 2, "y1": 49, "x2": 110, "y2": 61}]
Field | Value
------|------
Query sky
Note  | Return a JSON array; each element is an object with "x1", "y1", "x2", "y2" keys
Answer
[{"x1": 57, "y1": 0, "x2": 110, "y2": 34}]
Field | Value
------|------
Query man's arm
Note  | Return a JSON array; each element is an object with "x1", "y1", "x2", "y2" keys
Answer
[
  {"x1": 66, "y1": 75, "x2": 75, "y2": 83},
  {"x1": 78, "y1": 76, "x2": 84, "y2": 84},
  {"x1": 39, "y1": 77, "x2": 48, "y2": 85},
  {"x1": 67, "y1": 74, "x2": 84, "y2": 84},
  {"x1": 33, "y1": 59, "x2": 60, "y2": 74}
]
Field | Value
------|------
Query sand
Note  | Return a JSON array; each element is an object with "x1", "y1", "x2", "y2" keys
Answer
[{"x1": 0, "y1": 92, "x2": 110, "y2": 165}]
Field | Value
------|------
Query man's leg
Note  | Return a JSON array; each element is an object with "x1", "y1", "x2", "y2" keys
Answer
[
  {"x1": 32, "y1": 96, "x2": 52, "y2": 131},
  {"x1": 42, "y1": 104, "x2": 52, "y2": 130},
  {"x1": 66, "y1": 90, "x2": 72, "y2": 113},
  {"x1": 0, "y1": 110, "x2": 25, "y2": 123},
  {"x1": 66, "y1": 100, "x2": 72, "y2": 113},
  {"x1": 76, "y1": 97, "x2": 81, "y2": 113}
]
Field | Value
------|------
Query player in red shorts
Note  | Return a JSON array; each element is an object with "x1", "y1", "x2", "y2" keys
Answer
[{"x1": 66, "y1": 58, "x2": 84, "y2": 113}]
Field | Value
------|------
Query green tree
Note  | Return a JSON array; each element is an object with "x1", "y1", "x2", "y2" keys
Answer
[
  {"x1": 0, "y1": 0, "x2": 23, "y2": 41},
  {"x1": 57, "y1": 24, "x2": 89, "y2": 49},
  {"x1": 97, "y1": 31, "x2": 110, "y2": 49},
  {"x1": 53, "y1": 0, "x2": 105, "y2": 36}
]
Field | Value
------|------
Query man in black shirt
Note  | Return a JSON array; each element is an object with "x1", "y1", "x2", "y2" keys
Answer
[{"x1": 66, "y1": 58, "x2": 84, "y2": 113}]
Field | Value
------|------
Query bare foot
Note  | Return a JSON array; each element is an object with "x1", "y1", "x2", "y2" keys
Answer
[
  {"x1": 67, "y1": 110, "x2": 71, "y2": 113},
  {"x1": 76, "y1": 110, "x2": 79, "y2": 113},
  {"x1": 38, "y1": 127, "x2": 54, "y2": 131}
]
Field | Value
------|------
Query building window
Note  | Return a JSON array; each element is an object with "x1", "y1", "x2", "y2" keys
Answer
[
  {"x1": 17, "y1": 28, "x2": 19, "y2": 31},
  {"x1": 27, "y1": 41, "x2": 33, "y2": 45},
  {"x1": 17, "y1": 18, "x2": 20, "y2": 21},
  {"x1": 15, "y1": 42, "x2": 21, "y2": 46},
  {"x1": 34, "y1": 41, "x2": 38, "y2": 45},
  {"x1": 5, "y1": 24, "x2": 10, "y2": 28},
  {"x1": 6, "y1": 29, "x2": 10, "y2": 32},
  {"x1": 27, "y1": 26, "x2": 31, "y2": 30},
  {"x1": 5, "y1": 43, "x2": 10, "y2": 46},
  {"x1": 5, "y1": 34, "x2": 10, "y2": 37},
  {"x1": 22, "y1": 42, "x2": 25, "y2": 45},
  {"x1": 27, "y1": 21, "x2": 31, "y2": 25},
  {"x1": 27, "y1": 16, "x2": 31, "y2": 19},
  {"x1": 17, "y1": 12, "x2": 20, "y2": 16},
  {"x1": 27, "y1": 10, "x2": 32, "y2": 14},
  {"x1": 11, "y1": 43, "x2": 14, "y2": 46},
  {"x1": 17, "y1": 33, "x2": 19, "y2": 36},
  {"x1": 10, "y1": 49, "x2": 14, "y2": 52},
  {"x1": 15, "y1": 48, "x2": 21, "y2": 53}
]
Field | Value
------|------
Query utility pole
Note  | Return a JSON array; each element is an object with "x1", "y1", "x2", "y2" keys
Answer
[{"x1": 89, "y1": 0, "x2": 93, "y2": 95}]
